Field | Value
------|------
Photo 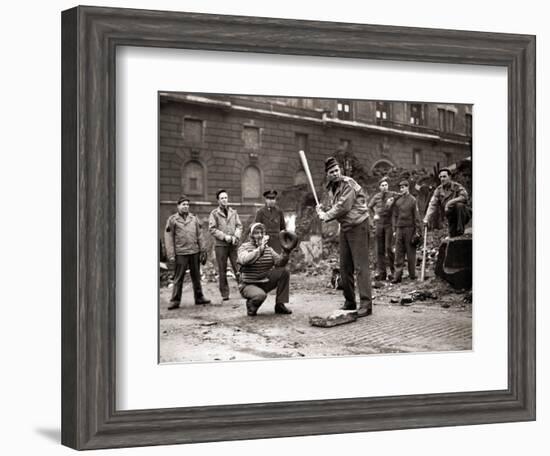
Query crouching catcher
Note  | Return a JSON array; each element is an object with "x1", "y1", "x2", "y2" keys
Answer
[{"x1": 237, "y1": 223, "x2": 298, "y2": 316}]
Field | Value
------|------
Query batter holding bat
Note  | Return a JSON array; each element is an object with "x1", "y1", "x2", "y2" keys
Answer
[{"x1": 312, "y1": 155, "x2": 373, "y2": 317}]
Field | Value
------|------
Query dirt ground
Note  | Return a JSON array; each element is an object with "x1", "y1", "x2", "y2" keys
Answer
[{"x1": 159, "y1": 271, "x2": 472, "y2": 363}]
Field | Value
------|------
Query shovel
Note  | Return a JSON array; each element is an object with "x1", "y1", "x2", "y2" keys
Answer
[{"x1": 420, "y1": 225, "x2": 428, "y2": 281}]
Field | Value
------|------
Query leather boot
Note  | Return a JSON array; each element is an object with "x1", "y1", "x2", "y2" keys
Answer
[
  {"x1": 274, "y1": 303, "x2": 292, "y2": 314},
  {"x1": 195, "y1": 296, "x2": 211, "y2": 305}
]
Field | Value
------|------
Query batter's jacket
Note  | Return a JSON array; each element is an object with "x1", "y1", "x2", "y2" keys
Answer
[
  {"x1": 164, "y1": 212, "x2": 204, "y2": 257},
  {"x1": 208, "y1": 207, "x2": 243, "y2": 247},
  {"x1": 325, "y1": 176, "x2": 369, "y2": 231}
]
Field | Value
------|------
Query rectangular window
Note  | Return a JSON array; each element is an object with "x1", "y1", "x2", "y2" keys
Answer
[
  {"x1": 438, "y1": 108, "x2": 446, "y2": 131},
  {"x1": 409, "y1": 103, "x2": 424, "y2": 125},
  {"x1": 446, "y1": 111, "x2": 455, "y2": 132},
  {"x1": 465, "y1": 113, "x2": 472, "y2": 136},
  {"x1": 376, "y1": 101, "x2": 390, "y2": 124},
  {"x1": 337, "y1": 99, "x2": 352, "y2": 120},
  {"x1": 295, "y1": 133, "x2": 308, "y2": 154},
  {"x1": 243, "y1": 126, "x2": 260, "y2": 149},
  {"x1": 183, "y1": 118, "x2": 203, "y2": 143},
  {"x1": 413, "y1": 148, "x2": 422, "y2": 166}
]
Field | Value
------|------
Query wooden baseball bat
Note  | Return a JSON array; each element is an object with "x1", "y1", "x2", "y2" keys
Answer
[
  {"x1": 298, "y1": 150, "x2": 320, "y2": 206},
  {"x1": 420, "y1": 225, "x2": 428, "y2": 281}
]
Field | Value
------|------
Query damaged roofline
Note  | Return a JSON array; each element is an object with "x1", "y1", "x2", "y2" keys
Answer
[{"x1": 160, "y1": 93, "x2": 471, "y2": 146}]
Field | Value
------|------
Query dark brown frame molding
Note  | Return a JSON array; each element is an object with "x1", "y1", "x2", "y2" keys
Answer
[{"x1": 61, "y1": 6, "x2": 536, "y2": 450}]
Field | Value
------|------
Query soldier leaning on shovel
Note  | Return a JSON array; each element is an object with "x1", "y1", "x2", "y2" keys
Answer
[
  {"x1": 423, "y1": 168, "x2": 471, "y2": 238},
  {"x1": 316, "y1": 156, "x2": 373, "y2": 318},
  {"x1": 164, "y1": 195, "x2": 211, "y2": 310}
]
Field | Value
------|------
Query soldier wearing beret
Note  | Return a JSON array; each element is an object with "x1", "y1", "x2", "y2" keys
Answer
[
  {"x1": 424, "y1": 168, "x2": 471, "y2": 237},
  {"x1": 316, "y1": 157, "x2": 372, "y2": 317},
  {"x1": 254, "y1": 189, "x2": 287, "y2": 253},
  {"x1": 208, "y1": 189, "x2": 243, "y2": 301},
  {"x1": 164, "y1": 195, "x2": 211, "y2": 310},
  {"x1": 391, "y1": 181, "x2": 422, "y2": 283},
  {"x1": 368, "y1": 176, "x2": 399, "y2": 281}
]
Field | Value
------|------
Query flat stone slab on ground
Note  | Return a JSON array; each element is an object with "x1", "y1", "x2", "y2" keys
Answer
[{"x1": 309, "y1": 309, "x2": 358, "y2": 328}]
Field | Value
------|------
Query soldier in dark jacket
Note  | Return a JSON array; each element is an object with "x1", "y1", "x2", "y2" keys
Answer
[
  {"x1": 164, "y1": 195, "x2": 211, "y2": 309},
  {"x1": 316, "y1": 157, "x2": 372, "y2": 317},
  {"x1": 368, "y1": 176, "x2": 398, "y2": 281},
  {"x1": 254, "y1": 189, "x2": 286, "y2": 253},
  {"x1": 424, "y1": 168, "x2": 471, "y2": 237},
  {"x1": 391, "y1": 181, "x2": 422, "y2": 283}
]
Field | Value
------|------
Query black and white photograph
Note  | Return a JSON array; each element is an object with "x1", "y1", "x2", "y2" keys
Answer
[{"x1": 158, "y1": 93, "x2": 473, "y2": 363}]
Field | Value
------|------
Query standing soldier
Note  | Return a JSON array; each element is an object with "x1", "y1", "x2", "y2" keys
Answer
[
  {"x1": 316, "y1": 157, "x2": 372, "y2": 317},
  {"x1": 164, "y1": 195, "x2": 211, "y2": 310},
  {"x1": 391, "y1": 181, "x2": 422, "y2": 283},
  {"x1": 423, "y1": 168, "x2": 471, "y2": 238},
  {"x1": 254, "y1": 189, "x2": 286, "y2": 253},
  {"x1": 368, "y1": 177, "x2": 398, "y2": 281},
  {"x1": 208, "y1": 189, "x2": 243, "y2": 301}
]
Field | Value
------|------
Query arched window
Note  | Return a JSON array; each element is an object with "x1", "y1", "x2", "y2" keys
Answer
[
  {"x1": 371, "y1": 159, "x2": 395, "y2": 175},
  {"x1": 294, "y1": 170, "x2": 308, "y2": 186},
  {"x1": 181, "y1": 161, "x2": 205, "y2": 197},
  {"x1": 242, "y1": 166, "x2": 261, "y2": 200}
]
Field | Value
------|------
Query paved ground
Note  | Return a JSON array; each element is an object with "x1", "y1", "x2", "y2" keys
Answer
[{"x1": 159, "y1": 273, "x2": 472, "y2": 363}]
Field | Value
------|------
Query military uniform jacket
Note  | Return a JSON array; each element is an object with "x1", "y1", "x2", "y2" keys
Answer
[
  {"x1": 208, "y1": 207, "x2": 243, "y2": 247},
  {"x1": 425, "y1": 181, "x2": 469, "y2": 223},
  {"x1": 325, "y1": 176, "x2": 369, "y2": 232},
  {"x1": 392, "y1": 193, "x2": 421, "y2": 232},
  {"x1": 164, "y1": 212, "x2": 203, "y2": 257},
  {"x1": 368, "y1": 190, "x2": 399, "y2": 225}
]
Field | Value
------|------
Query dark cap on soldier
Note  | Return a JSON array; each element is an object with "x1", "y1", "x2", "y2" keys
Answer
[
  {"x1": 325, "y1": 156, "x2": 340, "y2": 172},
  {"x1": 399, "y1": 180, "x2": 409, "y2": 187},
  {"x1": 263, "y1": 189, "x2": 278, "y2": 198},
  {"x1": 177, "y1": 195, "x2": 190, "y2": 204},
  {"x1": 216, "y1": 189, "x2": 227, "y2": 199},
  {"x1": 379, "y1": 176, "x2": 389, "y2": 185}
]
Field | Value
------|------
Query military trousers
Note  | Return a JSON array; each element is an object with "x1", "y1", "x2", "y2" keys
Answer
[
  {"x1": 215, "y1": 244, "x2": 239, "y2": 299},
  {"x1": 375, "y1": 222, "x2": 395, "y2": 278},
  {"x1": 339, "y1": 219, "x2": 372, "y2": 310},
  {"x1": 170, "y1": 253, "x2": 204, "y2": 304},
  {"x1": 394, "y1": 226, "x2": 417, "y2": 280}
]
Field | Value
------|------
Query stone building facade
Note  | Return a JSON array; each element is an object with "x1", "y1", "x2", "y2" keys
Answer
[{"x1": 159, "y1": 93, "x2": 472, "y2": 230}]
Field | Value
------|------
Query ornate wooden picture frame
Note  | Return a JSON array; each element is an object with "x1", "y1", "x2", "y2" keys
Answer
[{"x1": 61, "y1": 6, "x2": 535, "y2": 450}]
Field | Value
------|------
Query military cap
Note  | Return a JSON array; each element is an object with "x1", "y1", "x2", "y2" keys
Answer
[
  {"x1": 325, "y1": 156, "x2": 340, "y2": 172},
  {"x1": 263, "y1": 189, "x2": 278, "y2": 198},
  {"x1": 378, "y1": 176, "x2": 389, "y2": 185},
  {"x1": 398, "y1": 180, "x2": 410, "y2": 187},
  {"x1": 177, "y1": 195, "x2": 190, "y2": 204},
  {"x1": 215, "y1": 189, "x2": 227, "y2": 199}
]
